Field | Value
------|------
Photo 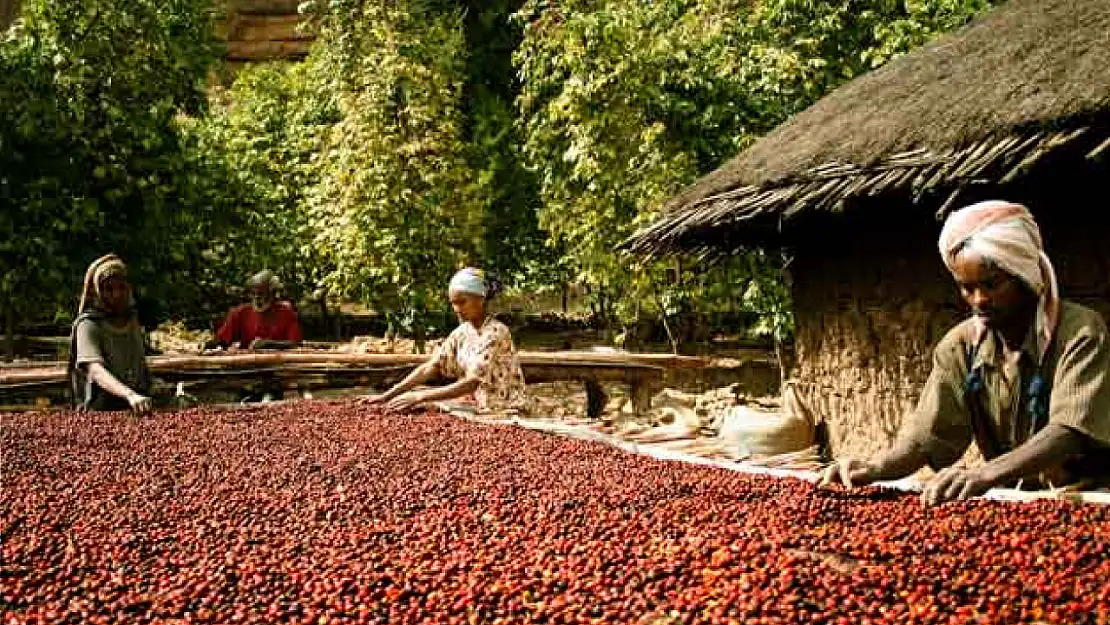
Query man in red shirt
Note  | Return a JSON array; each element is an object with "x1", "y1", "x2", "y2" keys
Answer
[{"x1": 215, "y1": 270, "x2": 303, "y2": 350}]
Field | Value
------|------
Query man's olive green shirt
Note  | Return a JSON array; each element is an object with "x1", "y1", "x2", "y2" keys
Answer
[{"x1": 901, "y1": 301, "x2": 1110, "y2": 479}]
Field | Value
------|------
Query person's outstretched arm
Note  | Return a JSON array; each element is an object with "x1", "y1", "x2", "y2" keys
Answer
[
  {"x1": 85, "y1": 362, "x2": 152, "y2": 414},
  {"x1": 820, "y1": 437, "x2": 931, "y2": 488},
  {"x1": 361, "y1": 361, "x2": 439, "y2": 406},
  {"x1": 383, "y1": 376, "x2": 480, "y2": 411}
]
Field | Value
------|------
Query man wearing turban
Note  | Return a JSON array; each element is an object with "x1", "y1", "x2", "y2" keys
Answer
[{"x1": 822, "y1": 201, "x2": 1110, "y2": 504}]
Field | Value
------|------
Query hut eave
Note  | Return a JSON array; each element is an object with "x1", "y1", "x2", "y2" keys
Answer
[{"x1": 624, "y1": 123, "x2": 1107, "y2": 257}]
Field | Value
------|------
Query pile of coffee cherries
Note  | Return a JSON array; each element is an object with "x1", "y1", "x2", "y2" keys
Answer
[{"x1": 3, "y1": 402, "x2": 1107, "y2": 624}]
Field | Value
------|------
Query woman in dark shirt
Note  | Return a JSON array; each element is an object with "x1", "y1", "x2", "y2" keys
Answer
[{"x1": 68, "y1": 254, "x2": 152, "y2": 413}]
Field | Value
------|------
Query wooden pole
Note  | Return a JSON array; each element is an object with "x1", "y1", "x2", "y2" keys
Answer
[{"x1": 0, "y1": 349, "x2": 774, "y2": 386}]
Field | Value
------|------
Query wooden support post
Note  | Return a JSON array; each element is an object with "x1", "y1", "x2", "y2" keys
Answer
[
  {"x1": 318, "y1": 293, "x2": 330, "y2": 342},
  {"x1": 629, "y1": 377, "x2": 653, "y2": 415},
  {"x1": 584, "y1": 379, "x2": 607, "y2": 419}
]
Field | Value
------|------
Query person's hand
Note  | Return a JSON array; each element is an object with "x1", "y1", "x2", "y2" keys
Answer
[
  {"x1": 249, "y1": 338, "x2": 266, "y2": 351},
  {"x1": 125, "y1": 392, "x2": 153, "y2": 415},
  {"x1": 920, "y1": 466, "x2": 992, "y2": 506},
  {"x1": 819, "y1": 458, "x2": 878, "y2": 489},
  {"x1": 358, "y1": 393, "x2": 388, "y2": 405},
  {"x1": 385, "y1": 391, "x2": 428, "y2": 412}
]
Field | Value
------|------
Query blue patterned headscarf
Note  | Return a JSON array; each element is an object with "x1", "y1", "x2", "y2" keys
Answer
[
  {"x1": 449, "y1": 267, "x2": 488, "y2": 298},
  {"x1": 449, "y1": 267, "x2": 505, "y2": 299}
]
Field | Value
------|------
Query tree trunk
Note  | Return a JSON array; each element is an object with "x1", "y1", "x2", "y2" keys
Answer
[
  {"x1": 652, "y1": 289, "x2": 679, "y2": 355},
  {"x1": 0, "y1": 0, "x2": 20, "y2": 30},
  {"x1": 4, "y1": 302, "x2": 15, "y2": 363},
  {"x1": 773, "y1": 334, "x2": 792, "y2": 387},
  {"x1": 318, "y1": 292, "x2": 330, "y2": 341},
  {"x1": 413, "y1": 321, "x2": 426, "y2": 355},
  {"x1": 660, "y1": 314, "x2": 679, "y2": 355}
]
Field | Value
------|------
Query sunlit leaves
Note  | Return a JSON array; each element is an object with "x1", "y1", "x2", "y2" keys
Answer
[
  {"x1": 513, "y1": 0, "x2": 993, "y2": 341},
  {"x1": 0, "y1": 0, "x2": 219, "y2": 327},
  {"x1": 306, "y1": 0, "x2": 479, "y2": 336}
]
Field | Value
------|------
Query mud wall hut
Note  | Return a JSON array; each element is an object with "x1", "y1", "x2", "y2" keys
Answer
[{"x1": 626, "y1": 0, "x2": 1110, "y2": 459}]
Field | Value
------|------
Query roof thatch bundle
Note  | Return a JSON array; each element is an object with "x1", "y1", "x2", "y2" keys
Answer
[{"x1": 626, "y1": 0, "x2": 1110, "y2": 256}]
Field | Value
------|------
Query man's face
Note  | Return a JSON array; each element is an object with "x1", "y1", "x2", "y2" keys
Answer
[
  {"x1": 950, "y1": 251, "x2": 1035, "y2": 329},
  {"x1": 99, "y1": 276, "x2": 131, "y2": 314},
  {"x1": 249, "y1": 285, "x2": 274, "y2": 311},
  {"x1": 449, "y1": 290, "x2": 484, "y2": 324}
]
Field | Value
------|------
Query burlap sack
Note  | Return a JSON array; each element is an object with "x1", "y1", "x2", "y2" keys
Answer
[{"x1": 717, "y1": 382, "x2": 814, "y2": 458}]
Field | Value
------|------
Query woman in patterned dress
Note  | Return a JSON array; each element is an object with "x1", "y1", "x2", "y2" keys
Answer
[{"x1": 362, "y1": 268, "x2": 528, "y2": 415}]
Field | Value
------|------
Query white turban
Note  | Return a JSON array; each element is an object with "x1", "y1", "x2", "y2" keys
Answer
[{"x1": 938, "y1": 200, "x2": 1060, "y2": 361}]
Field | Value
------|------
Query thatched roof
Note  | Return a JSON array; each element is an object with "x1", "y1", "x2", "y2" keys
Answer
[{"x1": 626, "y1": 0, "x2": 1110, "y2": 256}]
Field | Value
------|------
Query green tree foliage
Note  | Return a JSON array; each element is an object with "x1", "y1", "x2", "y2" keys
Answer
[
  {"x1": 1, "y1": 0, "x2": 996, "y2": 353},
  {"x1": 457, "y1": 0, "x2": 554, "y2": 290},
  {"x1": 186, "y1": 59, "x2": 340, "y2": 308},
  {"x1": 0, "y1": 0, "x2": 225, "y2": 343},
  {"x1": 731, "y1": 0, "x2": 993, "y2": 123},
  {"x1": 513, "y1": 0, "x2": 994, "y2": 343},
  {"x1": 303, "y1": 0, "x2": 481, "y2": 346}
]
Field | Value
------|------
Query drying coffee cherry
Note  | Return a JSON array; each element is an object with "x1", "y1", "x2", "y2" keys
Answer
[{"x1": 2, "y1": 403, "x2": 1106, "y2": 624}]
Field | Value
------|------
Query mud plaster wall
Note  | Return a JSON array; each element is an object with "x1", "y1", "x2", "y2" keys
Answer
[{"x1": 789, "y1": 207, "x2": 1110, "y2": 461}]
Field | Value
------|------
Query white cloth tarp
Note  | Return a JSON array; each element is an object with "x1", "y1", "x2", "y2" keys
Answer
[{"x1": 449, "y1": 412, "x2": 1110, "y2": 506}]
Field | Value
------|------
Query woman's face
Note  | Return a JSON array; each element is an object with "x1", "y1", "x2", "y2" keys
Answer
[
  {"x1": 99, "y1": 276, "x2": 132, "y2": 314},
  {"x1": 449, "y1": 290, "x2": 485, "y2": 324}
]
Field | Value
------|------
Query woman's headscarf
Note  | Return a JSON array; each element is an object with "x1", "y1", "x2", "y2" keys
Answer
[
  {"x1": 937, "y1": 200, "x2": 1060, "y2": 362},
  {"x1": 69, "y1": 254, "x2": 130, "y2": 407},
  {"x1": 448, "y1": 267, "x2": 502, "y2": 300},
  {"x1": 77, "y1": 254, "x2": 129, "y2": 315}
]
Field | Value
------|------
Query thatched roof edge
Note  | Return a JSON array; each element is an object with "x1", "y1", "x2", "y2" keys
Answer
[{"x1": 625, "y1": 125, "x2": 1110, "y2": 256}]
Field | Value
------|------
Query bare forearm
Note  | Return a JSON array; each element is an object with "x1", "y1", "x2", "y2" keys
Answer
[
  {"x1": 416, "y1": 378, "x2": 480, "y2": 404},
  {"x1": 86, "y1": 362, "x2": 140, "y2": 400},
  {"x1": 868, "y1": 438, "x2": 930, "y2": 482},
  {"x1": 383, "y1": 362, "x2": 436, "y2": 398},
  {"x1": 981, "y1": 424, "x2": 1087, "y2": 486}
]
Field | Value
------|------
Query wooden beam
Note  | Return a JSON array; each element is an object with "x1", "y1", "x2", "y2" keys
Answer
[
  {"x1": 0, "y1": 350, "x2": 739, "y2": 385},
  {"x1": 0, "y1": 352, "x2": 671, "y2": 417},
  {"x1": 228, "y1": 0, "x2": 302, "y2": 15},
  {"x1": 217, "y1": 14, "x2": 311, "y2": 42}
]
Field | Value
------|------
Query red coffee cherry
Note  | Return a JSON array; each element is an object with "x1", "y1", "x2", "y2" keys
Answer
[{"x1": 1, "y1": 403, "x2": 1106, "y2": 624}]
